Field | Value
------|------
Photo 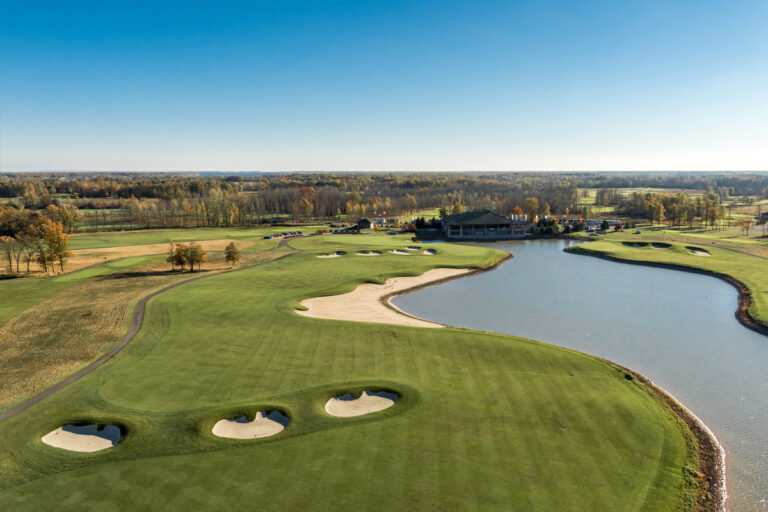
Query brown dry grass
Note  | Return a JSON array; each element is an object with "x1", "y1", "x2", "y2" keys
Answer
[
  {"x1": 0, "y1": 248, "x2": 287, "y2": 409},
  {"x1": 66, "y1": 239, "x2": 257, "y2": 273}
]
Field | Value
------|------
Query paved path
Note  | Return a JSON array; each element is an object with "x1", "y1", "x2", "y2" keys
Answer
[{"x1": 0, "y1": 250, "x2": 296, "y2": 424}]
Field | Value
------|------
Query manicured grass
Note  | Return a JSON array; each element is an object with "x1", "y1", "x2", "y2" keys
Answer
[{"x1": 0, "y1": 235, "x2": 696, "y2": 511}]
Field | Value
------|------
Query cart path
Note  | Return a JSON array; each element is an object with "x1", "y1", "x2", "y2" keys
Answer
[{"x1": 0, "y1": 249, "x2": 297, "y2": 424}]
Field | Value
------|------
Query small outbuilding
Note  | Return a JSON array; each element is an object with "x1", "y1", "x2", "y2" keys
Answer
[{"x1": 357, "y1": 218, "x2": 377, "y2": 230}]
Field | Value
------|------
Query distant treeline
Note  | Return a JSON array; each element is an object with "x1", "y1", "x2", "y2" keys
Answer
[{"x1": 0, "y1": 172, "x2": 766, "y2": 234}]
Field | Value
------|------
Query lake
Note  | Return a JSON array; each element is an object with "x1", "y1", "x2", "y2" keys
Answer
[{"x1": 393, "y1": 239, "x2": 768, "y2": 511}]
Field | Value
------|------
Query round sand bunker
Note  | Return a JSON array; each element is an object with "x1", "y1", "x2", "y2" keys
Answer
[
  {"x1": 42, "y1": 424, "x2": 122, "y2": 452},
  {"x1": 325, "y1": 390, "x2": 398, "y2": 417},
  {"x1": 687, "y1": 246, "x2": 711, "y2": 256},
  {"x1": 212, "y1": 410, "x2": 289, "y2": 439}
]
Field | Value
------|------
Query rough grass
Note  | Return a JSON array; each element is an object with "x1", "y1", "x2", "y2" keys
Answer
[
  {"x1": 0, "y1": 235, "x2": 695, "y2": 511},
  {"x1": 0, "y1": 246, "x2": 290, "y2": 410}
]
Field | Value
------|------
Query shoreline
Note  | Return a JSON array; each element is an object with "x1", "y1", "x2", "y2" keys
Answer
[
  {"x1": 615, "y1": 363, "x2": 727, "y2": 512},
  {"x1": 298, "y1": 250, "x2": 726, "y2": 511},
  {"x1": 385, "y1": 250, "x2": 726, "y2": 512},
  {"x1": 296, "y1": 268, "x2": 476, "y2": 328},
  {"x1": 564, "y1": 244, "x2": 737, "y2": 511}
]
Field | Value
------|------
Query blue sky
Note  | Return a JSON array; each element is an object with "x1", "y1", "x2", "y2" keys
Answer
[{"x1": 1, "y1": 0, "x2": 766, "y2": 171}]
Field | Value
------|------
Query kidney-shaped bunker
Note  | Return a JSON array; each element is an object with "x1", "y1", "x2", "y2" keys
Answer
[
  {"x1": 212, "y1": 410, "x2": 290, "y2": 439},
  {"x1": 325, "y1": 390, "x2": 398, "y2": 417},
  {"x1": 42, "y1": 424, "x2": 122, "y2": 452}
]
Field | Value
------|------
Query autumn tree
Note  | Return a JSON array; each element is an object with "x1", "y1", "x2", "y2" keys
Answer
[
  {"x1": 225, "y1": 242, "x2": 241, "y2": 267},
  {"x1": 173, "y1": 243, "x2": 187, "y2": 271},
  {"x1": 185, "y1": 242, "x2": 207, "y2": 271},
  {"x1": 40, "y1": 219, "x2": 71, "y2": 272},
  {"x1": 17, "y1": 233, "x2": 38, "y2": 273},
  {"x1": 167, "y1": 243, "x2": 176, "y2": 271},
  {"x1": 525, "y1": 197, "x2": 539, "y2": 222},
  {"x1": 0, "y1": 236, "x2": 15, "y2": 272},
  {"x1": 512, "y1": 205, "x2": 524, "y2": 218}
]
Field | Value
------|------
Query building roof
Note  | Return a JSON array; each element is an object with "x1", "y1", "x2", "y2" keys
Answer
[{"x1": 442, "y1": 210, "x2": 513, "y2": 226}]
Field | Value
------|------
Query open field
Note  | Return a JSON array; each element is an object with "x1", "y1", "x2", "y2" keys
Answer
[
  {"x1": 0, "y1": 233, "x2": 701, "y2": 511},
  {"x1": 68, "y1": 226, "x2": 325, "y2": 250},
  {"x1": 0, "y1": 241, "x2": 291, "y2": 411}
]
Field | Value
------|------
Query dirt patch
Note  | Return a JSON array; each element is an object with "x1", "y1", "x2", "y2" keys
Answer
[{"x1": 64, "y1": 239, "x2": 257, "y2": 273}]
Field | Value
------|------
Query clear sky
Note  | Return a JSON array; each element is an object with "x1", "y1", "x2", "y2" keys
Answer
[{"x1": 1, "y1": 0, "x2": 766, "y2": 172}]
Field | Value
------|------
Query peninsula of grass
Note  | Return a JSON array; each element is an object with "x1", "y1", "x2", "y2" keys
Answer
[{"x1": 0, "y1": 233, "x2": 707, "y2": 511}]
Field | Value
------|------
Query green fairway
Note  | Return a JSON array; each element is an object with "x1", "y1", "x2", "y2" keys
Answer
[{"x1": 0, "y1": 235, "x2": 698, "y2": 511}]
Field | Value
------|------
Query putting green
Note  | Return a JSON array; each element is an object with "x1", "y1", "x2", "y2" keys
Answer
[{"x1": 0, "y1": 235, "x2": 697, "y2": 511}]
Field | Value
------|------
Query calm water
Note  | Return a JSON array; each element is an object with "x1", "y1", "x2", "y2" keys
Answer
[{"x1": 394, "y1": 239, "x2": 768, "y2": 511}]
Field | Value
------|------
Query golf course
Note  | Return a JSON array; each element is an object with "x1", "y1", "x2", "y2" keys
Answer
[{"x1": 0, "y1": 231, "x2": 715, "y2": 511}]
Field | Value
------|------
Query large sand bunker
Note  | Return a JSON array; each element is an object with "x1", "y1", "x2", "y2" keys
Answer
[
  {"x1": 325, "y1": 390, "x2": 398, "y2": 417},
  {"x1": 357, "y1": 251, "x2": 382, "y2": 256},
  {"x1": 212, "y1": 410, "x2": 289, "y2": 439},
  {"x1": 42, "y1": 424, "x2": 122, "y2": 452},
  {"x1": 389, "y1": 250, "x2": 411, "y2": 255},
  {"x1": 622, "y1": 242, "x2": 648, "y2": 248},
  {"x1": 296, "y1": 267, "x2": 470, "y2": 328},
  {"x1": 651, "y1": 242, "x2": 671, "y2": 249},
  {"x1": 317, "y1": 252, "x2": 345, "y2": 258}
]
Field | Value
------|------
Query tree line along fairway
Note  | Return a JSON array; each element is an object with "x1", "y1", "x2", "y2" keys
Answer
[{"x1": 0, "y1": 234, "x2": 703, "y2": 511}]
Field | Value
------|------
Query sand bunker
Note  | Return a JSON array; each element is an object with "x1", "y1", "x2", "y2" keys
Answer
[
  {"x1": 42, "y1": 424, "x2": 121, "y2": 452},
  {"x1": 622, "y1": 242, "x2": 648, "y2": 248},
  {"x1": 357, "y1": 251, "x2": 382, "y2": 256},
  {"x1": 405, "y1": 246, "x2": 421, "y2": 251},
  {"x1": 317, "y1": 252, "x2": 345, "y2": 258},
  {"x1": 687, "y1": 246, "x2": 711, "y2": 256},
  {"x1": 389, "y1": 250, "x2": 411, "y2": 255},
  {"x1": 651, "y1": 242, "x2": 671, "y2": 249},
  {"x1": 423, "y1": 249, "x2": 436, "y2": 255},
  {"x1": 296, "y1": 267, "x2": 470, "y2": 328},
  {"x1": 212, "y1": 410, "x2": 289, "y2": 439},
  {"x1": 325, "y1": 390, "x2": 398, "y2": 417}
]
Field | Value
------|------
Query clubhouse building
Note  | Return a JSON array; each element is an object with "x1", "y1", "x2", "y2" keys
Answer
[{"x1": 441, "y1": 210, "x2": 532, "y2": 240}]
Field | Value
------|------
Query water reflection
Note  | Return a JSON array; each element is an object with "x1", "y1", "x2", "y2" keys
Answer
[{"x1": 393, "y1": 239, "x2": 768, "y2": 511}]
